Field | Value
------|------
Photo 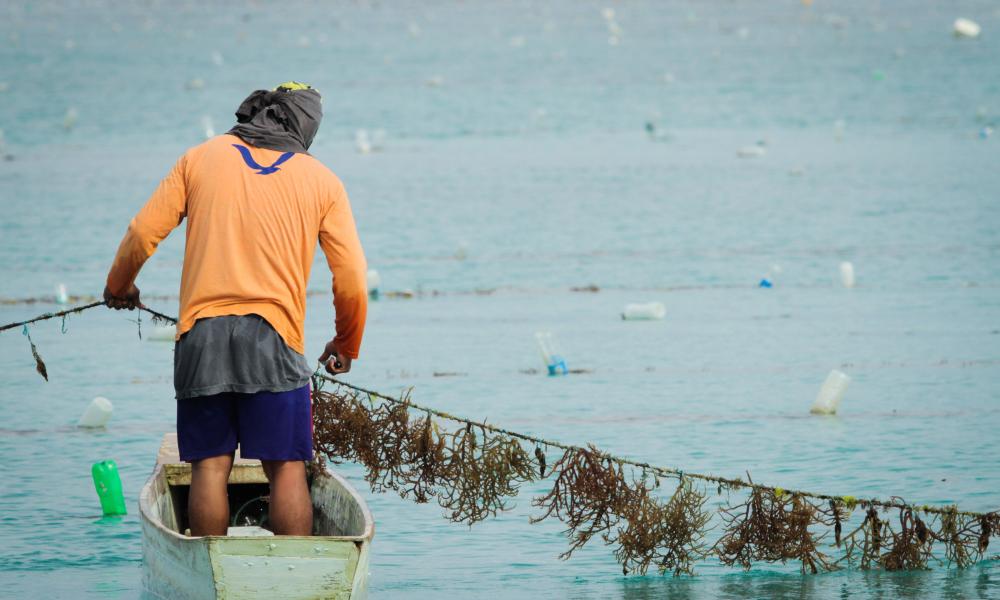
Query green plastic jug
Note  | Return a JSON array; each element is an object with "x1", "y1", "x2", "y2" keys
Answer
[{"x1": 92, "y1": 460, "x2": 127, "y2": 516}]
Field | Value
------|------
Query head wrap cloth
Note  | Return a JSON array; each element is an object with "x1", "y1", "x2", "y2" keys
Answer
[{"x1": 228, "y1": 82, "x2": 322, "y2": 154}]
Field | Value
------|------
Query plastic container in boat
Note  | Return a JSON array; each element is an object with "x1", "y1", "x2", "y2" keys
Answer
[
  {"x1": 810, "y1": 370, "x2": 851, "y2": 415},
  {"x1": 92, "y1": 460, "x2": 127, "y2": 516},
  {"x1": 621, "y1": 302, "x2": 666, "y2": 320},
  {"x1": 78, "y1": 396, "x2": 113, "y2": 428}
]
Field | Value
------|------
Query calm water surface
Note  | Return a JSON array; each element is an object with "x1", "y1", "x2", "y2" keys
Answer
[{"x1": 1, "y1": 1, "x2": 999, "y2": 598}]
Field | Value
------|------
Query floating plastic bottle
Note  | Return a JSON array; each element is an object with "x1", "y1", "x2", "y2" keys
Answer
[
  {"x1": 840, "y1": 262, "x2": 856, "y2": 288},
  {"x1": 147, "y1": 325, "x2": 176, "y2": 342},
  {"x1": 354, "y1": 129, "x2": 372, "y2": 154},
  {"x1": 759, "y1": 264, "x2": 782, "y2": 288},
  {"x1": 810, "y1": 370, "x2": 851, "y2": 415},
  {"x1": 953, "y1": 18, "x2": 981, "y2": 39},
  {"x1": 55, "y1": 283, "x2": 69, "y2": 305},
  {"x1": 366, "y1": 269, "x2": 381, "y2": 299},
  {"x1": 200, "y1": 115, "x2": 215, "y2": 139},
  {"x1": 63, "y1": 107, "x2": 78, "y2": 130},
  {"x1": 535, "y1": 332, "x2": 568, "y2": 376},
  {"x1": 78, "y1": 396, "x2": 113, "y2": 427},
  {"x1": 622, "y1": 302, "x2": 666, "y2": 320},
  {"x1": 737, "y1": 142, "x2": 766, "y2": 158},
  {"x1": 92, "y1": 460, "x2": 127, "y2": 516}
]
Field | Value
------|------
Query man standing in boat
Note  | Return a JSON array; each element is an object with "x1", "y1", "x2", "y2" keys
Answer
[{"x1": 103, "y1": 82, "x2": 368, "y2": 536}]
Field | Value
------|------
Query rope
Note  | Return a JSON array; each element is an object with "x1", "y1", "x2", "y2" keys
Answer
[
  {"x1": 0, "y1": 301, "x2": 994, "y2": 521},
  {"x1": 320, "y1": 375, "x2": 994, "y2": 519},
  {"x1": 0, "y1": 301, "x2": 176, "y2": 333}
]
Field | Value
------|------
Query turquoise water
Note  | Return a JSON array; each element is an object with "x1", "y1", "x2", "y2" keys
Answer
[{"x1": 2, "y1": 0, "x2": 1000, "y2": 597}]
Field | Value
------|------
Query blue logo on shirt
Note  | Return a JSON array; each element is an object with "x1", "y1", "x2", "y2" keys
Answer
[{"x1": 232, "y1": 144, "x2": 295, "y2": 175}]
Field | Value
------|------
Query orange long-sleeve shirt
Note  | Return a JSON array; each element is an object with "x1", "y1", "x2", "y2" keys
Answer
[{"x1": 106, "y1": 134, "x2": 367, "y2": 358}]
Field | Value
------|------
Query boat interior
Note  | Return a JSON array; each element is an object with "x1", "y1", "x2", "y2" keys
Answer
[{"x1": 152, "y1": 433, "x2": 370, "y2": 539}]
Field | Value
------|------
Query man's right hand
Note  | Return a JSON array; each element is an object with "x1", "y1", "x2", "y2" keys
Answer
[
  {"x1": 319, "y1": 340, "x2": 352, "y2": 375},
  {"x1": 104, "y1": 284, "x2": 142, "y2": 310}
]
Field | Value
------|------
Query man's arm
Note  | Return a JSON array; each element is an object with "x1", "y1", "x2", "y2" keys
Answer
[
  {"x1": 317, "y1": 182, "x2": 368, "y2": 374},
  {"x1": 104, "y1": 154, "x2": 188, "y2": 309}
]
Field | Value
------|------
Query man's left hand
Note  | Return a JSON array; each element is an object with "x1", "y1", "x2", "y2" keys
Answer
[{"x1": 104, "y1": 284, "x2": 142, "y2": 310}]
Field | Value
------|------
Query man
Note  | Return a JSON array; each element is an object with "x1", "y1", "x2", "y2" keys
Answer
[{"x1": 103, "y1": 82, "x2": 367, "y2": 536}]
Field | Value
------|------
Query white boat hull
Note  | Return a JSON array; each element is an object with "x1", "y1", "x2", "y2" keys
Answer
[{"x1": 140, "y1": 434, "x2": 373, "y2": 599}]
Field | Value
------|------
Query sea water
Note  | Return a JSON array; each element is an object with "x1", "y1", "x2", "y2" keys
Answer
[{"x1": 1, "y1": 1, "x2": 999, "y2": 598}]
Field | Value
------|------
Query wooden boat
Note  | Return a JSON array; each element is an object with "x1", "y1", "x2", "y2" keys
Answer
[{"x1": 140, "y1": 433, "x2": 374, "y2": 599}]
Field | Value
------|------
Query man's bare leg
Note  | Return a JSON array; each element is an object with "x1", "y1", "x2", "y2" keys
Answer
[
  {"x1": 188, "y1": 453, "x2": 234, "y2": 536},
  {"x1": 262, "y1": 460, "x2": 313, "y2": 536}
]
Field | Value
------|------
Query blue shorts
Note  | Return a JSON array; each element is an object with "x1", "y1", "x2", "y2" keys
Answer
[{"x1": 176, "y1": 384, "x2": 314, "y2": 462}]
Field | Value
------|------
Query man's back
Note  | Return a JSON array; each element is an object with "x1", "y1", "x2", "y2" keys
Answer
[{"x1": 107, "y1": 133, "x2": 367, "y2": 357}]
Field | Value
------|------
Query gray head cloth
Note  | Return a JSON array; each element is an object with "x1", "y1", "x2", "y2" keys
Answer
[{"x1": 228, "y1": 82, "x2": 322, "y2": 154}]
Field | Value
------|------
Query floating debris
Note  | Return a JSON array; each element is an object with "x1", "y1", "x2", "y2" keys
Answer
[
  {"x1": 366, "y1": 269, "x2": 381, "y2": 299},
  {"x1": 622, "y1": 302, "x2": 666, "y2": 321},
  {"x1": 840, "y1": 262, "x2": 856, "y2": 288},
  {"x1": 78, "y1": 396, "x2": 113, "y2": 428},
  {"x1": 810, "y1": 369, "x2": 851, "y2": 415},
  {"x1": 737, "y1": 141, "x2": 766, "y2": 158},
  {"x1": 535, "y1": 332, "x2": 568, "y2": 376},
  {"x1": 953, "y1": 18, "x2": 981, "y2": 39},
  {"x1": 185, "y1": 78, "x2": 205, "y2": 91},
  {"x1": 63, "y1": 107, "x2": 79, "y2": 131},
  {"x1": 834, "y1": 119, "x2": 847, "y2": 141},
  {"x1": 147, "y1": 325, "x2": 176, "y2": 342},
  {"x1": 201, "y1": 116, "x2": 215, "y2": 139}
]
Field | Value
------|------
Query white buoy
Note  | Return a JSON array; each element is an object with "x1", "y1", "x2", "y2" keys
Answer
[
  {"x1": 737, "y1": 142, "x2": 766, "y2": 158},
  {"x1": 55, "y1": 283, "x2": 69, "y2": 304},
  {"x1": 839, "y1": 262, "x2": 856, "y2": 288},
  {"x1": 147, "y1": 324, "x2": 176, "y2": 342},
  {"x1": 622, "y1": 302, "x2": 666, "y2": 321},
  {"x1": 834, "y1": 119, "x2": 847, "y2": 141},
  {"x1": 210, "y1": 50, "x2": 224, "y2": 66},
  {"x1": 354, "y1": 129, "x2": 372, "y2": 154},
  {"x1": 63, "y1": 107, "x2": 78, "y2": 130},
  {"x1": 185, "y1": 78, "x2": 205, "y2": 91},
  {"x1": 78, "y1": 397, "x2": 113, "y2": 428},
  {"x1": 953, "y1": 18, "x2": 981, "y2": 38},
  {"x1": 201, "y1": 116, "x2": 214, "y2": 139},
  {"x1": 810, "y1": 370, "x2": 851, "y2": 415},
  {"x1": 366, "y1": 268, "x2": 381, "y2": 295}
]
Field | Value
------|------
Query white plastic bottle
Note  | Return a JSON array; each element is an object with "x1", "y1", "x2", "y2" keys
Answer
[
  {"x1": 810, "y1": 370, "x2": 851, "y2": 415},
  {"x1": 78, "y1": 397, "x2": 114, "y2": 428},
  {"x1": 621, "y1": 302, "x2": 666, "y2": 320}
]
